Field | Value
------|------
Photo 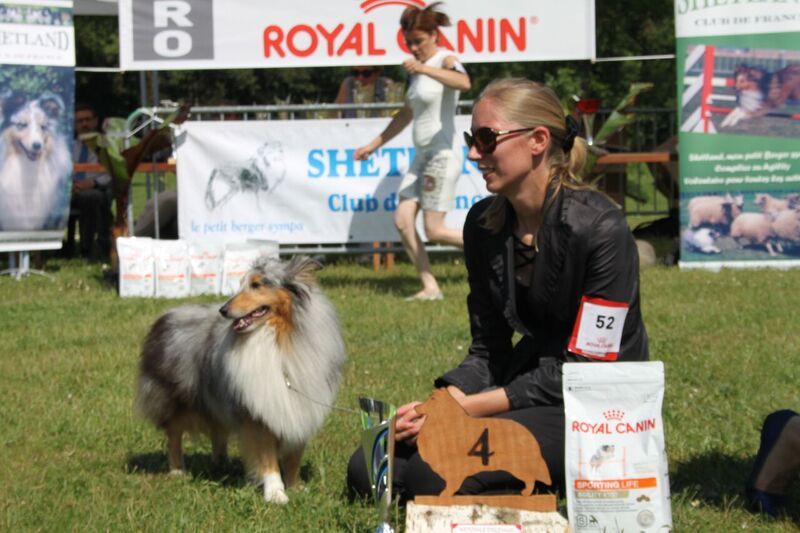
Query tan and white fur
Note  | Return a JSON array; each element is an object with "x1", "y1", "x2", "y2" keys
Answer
[
  {"x1": 0, "y1": 91, "x2": 70, "y2": 230},
  {"x1": 721, "y1": 64, "x2": 800, "y2": 127},
  {"x1": 135, "y1": 255, "x2": 346, "y2": 504}
]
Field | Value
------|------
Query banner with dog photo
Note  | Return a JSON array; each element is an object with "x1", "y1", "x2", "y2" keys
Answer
[
  {"x1": 0, "y1": 0, "x2": 75, "y2": 251},
  {"x1": 676, "y1": 1, "x2": 800, "y2": 269},
  {"x1": 176, "y1": 116, "x2": 489, "y2": 244}
]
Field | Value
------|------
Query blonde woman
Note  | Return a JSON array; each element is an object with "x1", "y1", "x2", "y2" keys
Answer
[
  {"x1": 355, "y1": 2, "x2": 470, "y2": 300},
  {"x1": 348, "y1": 79, "x2": 648, "y2": 500}
]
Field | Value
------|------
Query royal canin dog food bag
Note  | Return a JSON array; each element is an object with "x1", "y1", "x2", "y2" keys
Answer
[
  {"x1": 563, "y1": 361, "x2": 672, "y2": 532},
  {"x1": 117, "y1": 237, "x2": 155, "y2": 297},
  {"x1": 153, "y1": 240, "x2": 191, "y2": 298},
  {"x1": 188, "y1": 240, "x2": 224, "y2": 296},
  {"x1": 221, "y1": 243, "x2": 264, "y2": 296}
]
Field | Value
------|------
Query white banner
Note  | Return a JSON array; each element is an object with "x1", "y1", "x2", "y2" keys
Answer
[
  {"x1": 675, "y1": 0, "x2": 800, "y2": 39},
  {"x1": 0, "y1": 2, "x2": 74, "y2": 66},
  {"x1": 176, "y1": 117, "x2": 489, "y2": 244},
  {"x1": 119, "y1": 0, "x2": 595, "y2": 71}
]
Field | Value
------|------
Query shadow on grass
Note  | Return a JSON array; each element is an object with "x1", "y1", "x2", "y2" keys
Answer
[
  {"x1": 322, "y1": 267, "x2": 467, "y2": 296},
  {"x1": 671, "y1": 451, "x2": 800, "y2": 524},
  {"x1": 321, "y1": 274, "x2": 422, "y2": 296},
  {"x1": 126, "y1": 451, "x2": 316, "y2": 488}
]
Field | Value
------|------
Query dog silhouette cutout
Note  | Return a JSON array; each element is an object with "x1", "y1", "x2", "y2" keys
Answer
[{"x1": 415, "y1": 389, "x2": 551, "y2": 497}]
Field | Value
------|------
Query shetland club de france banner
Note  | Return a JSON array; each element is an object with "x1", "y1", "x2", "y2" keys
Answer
[
  {"x1": 0, "y1": 0, "x2": 75, "y2": 252},
  {"x1": 676, "y1": 1, "x2": 800, "y2": 269},
  {"x1": 176, "y1": 117, "x2": 488, "y2": 244},
  {"x1": 118, "y1": 0, "x2": 595, "y2": 70}
]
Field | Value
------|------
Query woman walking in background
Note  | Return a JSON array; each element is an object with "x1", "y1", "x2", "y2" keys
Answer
[{"x1": 355, "y1": 2, "x2": 470, "y2": 301}]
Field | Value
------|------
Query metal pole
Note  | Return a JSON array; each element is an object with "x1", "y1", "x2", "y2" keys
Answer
[
  {"x1": 152, "y1": 72, "x2": 161, "y2": 240},
  {"x1": 129, "y1": 72, "x2": 149, "y2": 236}
]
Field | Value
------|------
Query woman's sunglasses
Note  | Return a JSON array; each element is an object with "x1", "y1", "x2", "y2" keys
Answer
[
  {"x1": 351, "y1": 69, "x2": 376, "y2": 78},
  {"x1": 463, "y1": 127, "x2": 537, "y2": 154}
]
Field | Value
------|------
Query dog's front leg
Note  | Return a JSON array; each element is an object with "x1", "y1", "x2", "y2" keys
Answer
[
  {"x1": 240, "y1": 419, "x2": 288, "y2": 504},
  {"x1": 209, "y1": 422, "x2": 229, "y2": 464},
  {"x1": 282, "y1": 444, "x2": 305, "y2": 489},
  {"x1": 721, "y1": 108, "x2": 743, "y2": 127},
  {"x1": 165, "y1": 413, "x2": 190, "y2": 474}
]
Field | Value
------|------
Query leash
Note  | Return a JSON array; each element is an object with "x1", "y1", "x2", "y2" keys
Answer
[{"x1": 284, "y1": 376, "x2": 361, "y2": 416}]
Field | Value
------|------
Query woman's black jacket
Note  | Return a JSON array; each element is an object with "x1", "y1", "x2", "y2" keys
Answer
[{"x1": 435, "y1": 187, "x2": 649, "y2": 408}]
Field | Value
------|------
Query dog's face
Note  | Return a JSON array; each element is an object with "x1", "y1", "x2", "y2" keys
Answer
[
  {"x1": 733, "y1": 66, "x2": 763, "y2": 92},
  {"x1": 3, "y1": 93, "x2": 63, "y2": 162},
  {"x1": 219, "y1": 270, "x2": 294, "y2": 335},
  {"x1": 254, "y1": 142, "x2": 286, "y2": 186},
  {"x1": 218, "y1": 256, "x2": 320, "y2": 336},
  {"x1": 598, "y1": 444, "x2": 615, "y2": 456}
]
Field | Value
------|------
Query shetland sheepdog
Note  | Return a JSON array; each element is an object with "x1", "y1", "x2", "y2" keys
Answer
[
  {"x1": 721, "y1": 64, "x2": 800, "y2": 127},
  {"x1": 0, "y1": 91, "x2": 70, "y2": 230},
  {"x1": 135, "y1": 255, "x2": 346, "y2": 504}
]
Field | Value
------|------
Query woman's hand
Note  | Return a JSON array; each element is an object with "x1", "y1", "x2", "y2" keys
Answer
[
  {"x1": 402, "y1": 58, "x2": 427, "y2": 76},
  {"x1": 395, "y1": 400, "x2": 425, "y2": 444},
  {"x1": 354, "y1": 140, "x2": 379, "y2": 161}
]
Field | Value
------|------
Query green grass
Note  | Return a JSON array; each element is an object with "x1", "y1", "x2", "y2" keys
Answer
[{"x1": 1, "y1": 256, "x2": 798, "y2": 531}]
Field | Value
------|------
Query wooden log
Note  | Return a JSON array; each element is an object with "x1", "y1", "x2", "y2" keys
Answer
[
  {"x1": 405, "y1": 501, "x2": 568, "y2": 533},
  {"x1": 415, "y1": 494, "x2": 557, "y2": 512}
]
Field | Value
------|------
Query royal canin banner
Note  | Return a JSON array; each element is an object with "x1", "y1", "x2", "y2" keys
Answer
[
  {"x1": 119, "y1": 0, "x2": 596, "y2": 71},
  {"x1": 176, "y1": 117, "x2": 488, "y2": 244}
]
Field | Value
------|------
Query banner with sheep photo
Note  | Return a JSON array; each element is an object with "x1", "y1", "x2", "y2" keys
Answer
[
  {"x1": 676, "y1": 1, "x2": 800, "y2": 269},
  {"x1": 0, "y1": 1, "x2": 75, "y2": 253}
]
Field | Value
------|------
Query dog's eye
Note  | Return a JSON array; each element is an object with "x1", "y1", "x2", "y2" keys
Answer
[
  {"x1": 15, "y1": 122, "x2": 27, "y2": 130},
  {"x1": 250, "y1": 281, "x2": 261, "y2": 289}
]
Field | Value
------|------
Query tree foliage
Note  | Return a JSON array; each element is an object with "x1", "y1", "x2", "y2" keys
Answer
[{"x1": 75, "y1": 0, "x2": 676, "y2": 118}]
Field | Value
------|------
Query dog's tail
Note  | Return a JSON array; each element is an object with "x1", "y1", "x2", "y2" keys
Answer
[{"x1": 134, "y1": 374, "x2": 178, "y2": 428}]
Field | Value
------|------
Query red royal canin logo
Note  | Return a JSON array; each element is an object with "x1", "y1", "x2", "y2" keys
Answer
[
  {"x1": 262, "y1": 3, "x2": 532, "y2": 58},
  {"x1": 571, "y1": 410, "x2": 656, "y2": 435},
  {"x1": 360, "y1": 0, "x2": 426, "y2": 14}
]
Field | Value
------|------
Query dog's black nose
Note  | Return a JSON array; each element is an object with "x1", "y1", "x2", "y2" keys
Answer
[
  {"x1": 219, "y1": 304, "x2": 229, "y2": 318},
  {"x1": 32, "y1": 142, "x2": 42, "y2": 151}
]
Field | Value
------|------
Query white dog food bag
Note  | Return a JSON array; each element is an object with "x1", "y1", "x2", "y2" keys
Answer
[
  {"x1": 117, "y1": 237, "x2": 155, "y2": 298},
  {"x1": 221, "y1": 243, "x2": 263, "y2": 296},
  {"x1": 188, "y1": 240, "x2": 224, "y2": 296},
  {"x1": 153, "y1": 240, "x2": 190, "y2": 298},
  {"x1": 564, "y1": 362, "x2": 672, "y2": 532},
  {"x1": 247, "y1": 238, "x2": 280, "y2": 260}
]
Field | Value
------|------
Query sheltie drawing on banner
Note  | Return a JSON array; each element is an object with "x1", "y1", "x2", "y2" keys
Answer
[
  {"x1": 0, "y1": 90, "x2": 70, "y2": 231},
  {"x1": 205, "y1": 141, "x2": 286, "y2": 211}
]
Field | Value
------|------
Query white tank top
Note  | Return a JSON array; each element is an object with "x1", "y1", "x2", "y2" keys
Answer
[{"x1": 405, "y1": 49, "x2": 460, "y2": 151}]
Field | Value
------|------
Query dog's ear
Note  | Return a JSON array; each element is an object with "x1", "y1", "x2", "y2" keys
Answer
[
  {"x1": 0, "y1": 89, "x2": 8, "y2": 123},
  {"x1": 1, "y1": 90, "x2": 27, "y2": 123},
  {"x1": 38, "y1": 92, "x2": 64, "y2": 119},
  {"x1": 281, "y1": 255, "x2": 322, "y2": 301},
  {"x1": 286, "y1": 255, "x2": 322, "y2": 286}
]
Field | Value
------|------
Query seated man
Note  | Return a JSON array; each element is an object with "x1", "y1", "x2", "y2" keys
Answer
[
  {"x1": 70, "y1": 103, "x2": 111, "y2": 260},
  {"x1": 745, "y1": 409, "x2": 800, "y2": 517}
]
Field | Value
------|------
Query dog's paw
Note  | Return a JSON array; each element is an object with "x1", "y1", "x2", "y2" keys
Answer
[{"x1": 264, "y1": 487, "x2": 289, "y2": 504}]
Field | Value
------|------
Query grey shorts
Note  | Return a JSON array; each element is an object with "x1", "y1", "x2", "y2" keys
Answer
[{"x1": 398, "y1": 148, "x2": 461, "y2": 212}]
